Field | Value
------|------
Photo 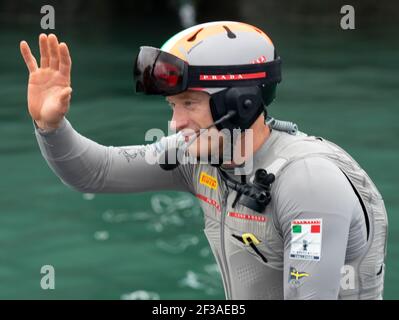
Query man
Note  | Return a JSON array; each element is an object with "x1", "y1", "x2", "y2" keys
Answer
[{"x1": 20, "y1": 21, "x2": 388, "y2": 299}]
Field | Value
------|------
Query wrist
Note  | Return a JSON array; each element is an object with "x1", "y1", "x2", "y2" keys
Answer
[{"x1": 34, "y1": 119, "x2": 61, "y2": 132}]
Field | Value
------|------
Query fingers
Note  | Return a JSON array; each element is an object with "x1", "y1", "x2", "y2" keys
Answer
[
  {"x1": 23, "y1": 33, "x2": 71, "y2": 77},
  {"x1": 39, "y1": 33, "x2": 50, "y2": 68},
  {"x1": 20, "y1": 41, "x2": 38, "y2": 73},
  {"x1": 59, "y1": 42, "x2": 71, "y2": 78},
  {"x1": 48, "y1": 34, "x2": 60, "y2": 70}
]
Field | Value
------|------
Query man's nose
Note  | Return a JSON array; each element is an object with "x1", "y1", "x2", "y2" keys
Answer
[{"x1": 170, "y1": 108, "x2": 189, "y2": 132}]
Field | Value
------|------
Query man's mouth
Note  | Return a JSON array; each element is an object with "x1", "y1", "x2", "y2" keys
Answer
[{"x1": 180, "y1": 129, "x2": 200, "y2": 143}]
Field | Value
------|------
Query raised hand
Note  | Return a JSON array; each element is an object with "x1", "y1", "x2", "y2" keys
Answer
[{"x1": 20, "y1": 34, "x2": 72, "y2": 130}]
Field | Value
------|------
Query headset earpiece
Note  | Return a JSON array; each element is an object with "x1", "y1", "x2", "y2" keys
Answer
[
  {"x1": 210, "y1": 87, "x2": 264, "y2": 132},
  {"x1": 260, "y1": 83, "x2": 277, "y2": 106}
]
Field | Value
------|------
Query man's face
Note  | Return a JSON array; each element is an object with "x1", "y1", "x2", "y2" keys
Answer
[{"x1": 166, "y1": 90, "x2": 223, "y2": 160}]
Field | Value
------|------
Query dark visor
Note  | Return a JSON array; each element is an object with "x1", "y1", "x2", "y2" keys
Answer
[{"x1": 134, "y1": 46, "x2": 282, "y2": 96}]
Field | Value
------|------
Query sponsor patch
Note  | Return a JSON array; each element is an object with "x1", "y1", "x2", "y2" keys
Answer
[
  {"x1": 289, "y1": 267, "x2": 309, "y2": 287},
  {"x1": 290, "y1": 219, "x2": 322, "y2": 261},
  {"x1": 228, "y1": 212, "x2": 267, "y2": 222},
  {"x1": 199, "y1": 172, "x2": 218, "y2": 190},
  {"x1": 196, "y1": 194, "x2": 220, "y2": 212}
]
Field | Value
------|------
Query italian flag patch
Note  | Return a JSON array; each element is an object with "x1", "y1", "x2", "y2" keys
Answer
[{"x1": 290, "y1": 219, "x2": 322, "y2": 261}]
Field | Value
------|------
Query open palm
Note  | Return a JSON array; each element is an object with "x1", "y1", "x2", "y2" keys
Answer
[{"x1": 20, "y1": 34, "x2": 72, "y2": 130}]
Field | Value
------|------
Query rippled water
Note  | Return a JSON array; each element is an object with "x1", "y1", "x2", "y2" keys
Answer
[{"x1": 0, "y1": 23, "x2": 398, "y2": 299}]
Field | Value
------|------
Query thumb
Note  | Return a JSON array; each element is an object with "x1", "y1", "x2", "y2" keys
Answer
[
  {"x1": 58, "y1": 87, "x2": 72, "y2": 114},
  {"x1": 59, "y1": 87, "x2": 72, "y2": 101}
]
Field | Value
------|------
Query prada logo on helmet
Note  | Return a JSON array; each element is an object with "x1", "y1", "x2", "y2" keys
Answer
[
  {"x1": 251, "y1": 55, "x2": 267, "y2": 64},
  {"x1": 199, "y1": 72, "x2": 266, "y2": 81}
]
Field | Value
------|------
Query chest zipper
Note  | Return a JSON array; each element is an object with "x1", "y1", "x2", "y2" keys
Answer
[{"x1": 220, "y1": 187, "x2": 232, "y2": 300}]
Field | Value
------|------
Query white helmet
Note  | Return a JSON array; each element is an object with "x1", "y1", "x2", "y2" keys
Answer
[{"x1": 134, "y1": 21, "x2": 282, "y2": 131}]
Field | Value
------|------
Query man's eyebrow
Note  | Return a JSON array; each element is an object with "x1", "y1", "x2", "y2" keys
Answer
[
  {"x1": 180, "y1": 96, "x2": 201, "y2": 101},
  {"x1": 166, "y1": 96, "x2": 200, "y2": 103}
]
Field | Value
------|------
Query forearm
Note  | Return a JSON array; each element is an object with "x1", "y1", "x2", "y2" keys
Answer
[
  {"x1": 34, "y1": 118, "x2": 189, "y2": 193},
  {"x1": 35, "y1": 117, "x2": 111, "y2": 192}
]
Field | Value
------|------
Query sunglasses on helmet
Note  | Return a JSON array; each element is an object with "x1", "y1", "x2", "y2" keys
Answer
[{"x1": 133, "y1": 46, "x2": 282, "y2": 96}]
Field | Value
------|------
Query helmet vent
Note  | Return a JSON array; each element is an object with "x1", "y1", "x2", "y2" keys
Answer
[
  {"x1": 222, "y1": 25, "x2": 236, "y2": 39},
  {"x1": 187, "y1": 28, "x2": 203, "y2": 42}
]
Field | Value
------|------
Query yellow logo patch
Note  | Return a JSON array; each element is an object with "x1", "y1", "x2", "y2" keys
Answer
[{"x1": 199, "y1": 172, "x2": 218, "y2": 190}]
